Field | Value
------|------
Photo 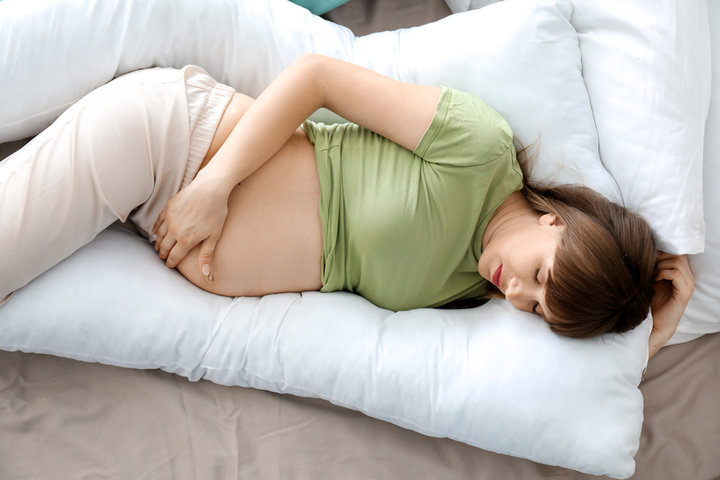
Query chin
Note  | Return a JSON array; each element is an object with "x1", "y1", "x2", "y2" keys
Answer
[{"x1": 484, "y1": 282, "x2": 503, "y2": 298}]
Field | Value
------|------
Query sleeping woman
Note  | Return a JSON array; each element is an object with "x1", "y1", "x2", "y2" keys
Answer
[{"x1": 0, "y1": 54, "x2": 694, "y2": 359}]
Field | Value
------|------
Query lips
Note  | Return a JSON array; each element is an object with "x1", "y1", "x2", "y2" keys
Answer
[{"x1": 492, "y1": 265, "x2": 503, "y2": 289}]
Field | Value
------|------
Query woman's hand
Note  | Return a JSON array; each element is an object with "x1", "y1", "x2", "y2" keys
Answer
[
  {"x1": 648, "y1": 253, "x2": 695, "y2": 360},
  {"x1": 152, "y1": 170, "x2": 232, "y2": 282}
]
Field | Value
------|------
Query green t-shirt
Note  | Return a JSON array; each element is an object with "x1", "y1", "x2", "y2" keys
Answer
[{"x1": 303, "y1": 86, "x2": 523, "y2": 311}]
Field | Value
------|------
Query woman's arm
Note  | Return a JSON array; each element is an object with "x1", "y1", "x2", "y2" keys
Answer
[
  {"x1": 203, "y1": 53, "x2": 441, "y2": 193},
  {"x1": 153, "y1": 54, "x2": 441, "y2": 279},
  {"x1": 647, "y1": 253, "x2": 695, "y2": 360}
]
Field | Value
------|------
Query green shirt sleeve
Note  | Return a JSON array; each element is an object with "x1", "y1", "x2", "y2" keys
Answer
[{"x1": 415, "y1": 87, "x2": 516, "y2": 167}]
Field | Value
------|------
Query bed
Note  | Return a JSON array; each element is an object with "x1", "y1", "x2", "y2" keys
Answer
[{"x1": 1, "y1": 0, "x2": 719, "y2": 478}]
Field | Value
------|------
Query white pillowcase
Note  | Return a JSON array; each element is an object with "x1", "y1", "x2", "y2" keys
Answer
[
  {"x1": 443, "y1": 0, "x2": 712, "y2": 254},
  {"x1": 358, "y1": 0, "x2": 622, "y2": 202},
  {"x1": 669, "y1": 0, "x2": 720, "y2": 344},
  {"x1": 0, "y1": 0, "x2": 672, "y2": 477},
  {"x1": 571, "y1": 0, "x2": 711, "y2": 254}
]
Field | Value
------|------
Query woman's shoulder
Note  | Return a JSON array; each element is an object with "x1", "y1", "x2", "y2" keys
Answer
[
  {"x1": 444, "y1": 87, "x2": 513, "y2": 144},
  {"x1": 415, "y1": 87, "x2": 515, "y2": 168}
]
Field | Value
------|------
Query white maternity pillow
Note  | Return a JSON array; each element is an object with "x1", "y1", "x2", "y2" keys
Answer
[
  {"x1": 0, "y1": 225, "x2": 650, "y2": 479},
  {"x1": 570, "y1": 0, "x2": 711, "y2": 254}
]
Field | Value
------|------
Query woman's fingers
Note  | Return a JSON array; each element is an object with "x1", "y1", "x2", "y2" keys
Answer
[
  {"x1": 649, "y1": 254, "x2": 695, "y2": 356},
  {"x1": 656, "y1": 255, "x2": 693, "y2": 281},
  {"x1": 654, "y1": 254, "x2": 695, "y2": 301},
  {"x1": 154, "y1": 221, "x2": 169, "y2": 251},
  {"x1": 655, "y1": 268, "x2": 690, "y2": 295},
  {"x1": 157, "y1": 232, "x2": 177, "y2": 261},
  {"x1": 150, "y1": 175, "x2": 231, "y2": 271},
  {"x1": 152, "y1": 208, "x2": 166, "y2": 235},
  {"x1": 155, "y1": 225, "x2": 203, "y2": 268},
  {"x1": 166, "y1": 234, "x2": 201, "y2": 269},
  {"x1": 197, "y1": 235, "x2": 220, "y2": 283}
]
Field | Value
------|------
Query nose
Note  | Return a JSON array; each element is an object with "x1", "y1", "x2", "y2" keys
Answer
[{"x1": 504, "y1": 277, "x2": 536, "y2": 311}]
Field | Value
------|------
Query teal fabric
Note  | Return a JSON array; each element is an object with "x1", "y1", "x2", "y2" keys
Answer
[
  {"x1": 289, "y1": 0, "x2": 350, "y2": 15},
  {"x1": 303, "y1": 87, "x2": 524, "y2": 311}
]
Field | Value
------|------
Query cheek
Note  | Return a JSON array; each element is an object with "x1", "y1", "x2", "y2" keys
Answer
[{"x1": 477, "y1": 252, "x2": 491, "y2": 279}]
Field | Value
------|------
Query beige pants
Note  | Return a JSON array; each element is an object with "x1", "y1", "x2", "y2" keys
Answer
[{"x1": 0, "y1": 66, "x2": 235, "y2": 302}]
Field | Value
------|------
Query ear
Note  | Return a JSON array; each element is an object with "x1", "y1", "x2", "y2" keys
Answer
[{"x1": 538, "y1": 212, "x2": 564, "y2": 227}]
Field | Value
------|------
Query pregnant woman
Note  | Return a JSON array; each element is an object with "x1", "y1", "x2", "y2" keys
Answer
[{"x1": 0, "y1": 54, "x2": 693, "y2": 357}]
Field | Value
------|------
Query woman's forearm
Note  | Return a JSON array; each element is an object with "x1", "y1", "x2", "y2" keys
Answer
[{"x1": 199, "y1": 53, "x2": 327, "y2": 194}]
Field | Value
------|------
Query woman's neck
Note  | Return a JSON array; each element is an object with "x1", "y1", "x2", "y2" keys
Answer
[{"x1": 481, "y1": 190, "x2": 539, "y2": 249}]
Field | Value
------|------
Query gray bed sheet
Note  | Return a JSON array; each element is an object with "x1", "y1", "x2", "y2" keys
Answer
[{"x1": 1, "y1": 1, "x2": 719, "y2": 479}]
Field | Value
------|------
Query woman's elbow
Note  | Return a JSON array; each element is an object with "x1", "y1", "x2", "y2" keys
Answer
[{"x1": 290, "y1": 53, "x2": 329, "y2": 103}]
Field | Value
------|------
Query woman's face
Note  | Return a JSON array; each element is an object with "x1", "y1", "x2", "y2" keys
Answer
[{"x1": 478, "y1": 213, "x2": 565, "y2": 319}]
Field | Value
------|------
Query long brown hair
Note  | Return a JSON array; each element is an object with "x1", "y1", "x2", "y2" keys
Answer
[{"x1": 518, "y1": 144, "x2": 657, "y2": 337}]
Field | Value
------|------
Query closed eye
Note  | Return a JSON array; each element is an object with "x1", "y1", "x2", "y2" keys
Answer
[{"x1": 534, "y1": 269, "x2": 543, "y2": 316}]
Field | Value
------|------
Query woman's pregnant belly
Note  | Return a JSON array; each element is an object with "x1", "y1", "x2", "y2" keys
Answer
[{"x1": 175, "y1": 93, "x2": 323, "y2": 296}]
